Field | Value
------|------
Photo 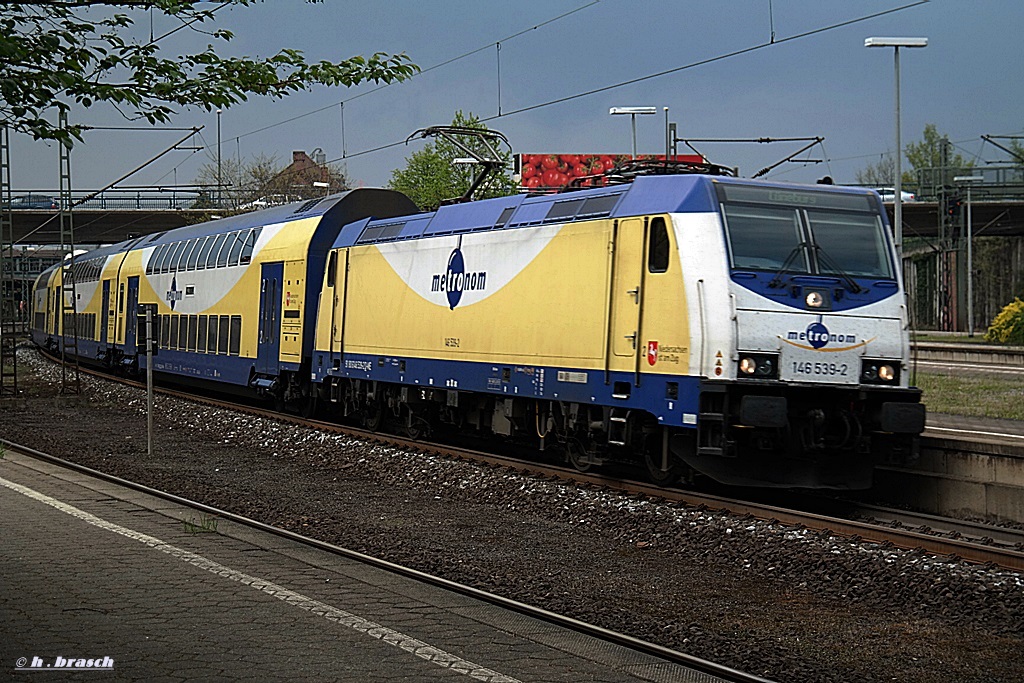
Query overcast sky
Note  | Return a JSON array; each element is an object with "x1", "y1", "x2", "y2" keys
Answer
[{"x1": 8, "y1": 0, "x2": 1024, "y2": 194}]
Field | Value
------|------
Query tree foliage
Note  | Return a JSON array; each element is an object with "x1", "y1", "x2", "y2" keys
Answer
[
  {"x1": 904, "y1": 123, "x2": 971, "y2": 173},
  {"x1": 0, "y1": 2, "x2": 417, "y2": 146},
  {"x1": 984, "y1": 298, "x2": 1024, "y2": 345},
  {"x1": 856, "y1": 124, "x2": 972, "y2": 186},
  {"x1": 855, "y1": 154, "x2": 895, "y2": 186},
  {"x1": 388, "y1": 111, "x2": 517, "y2": 211},
  {"x1": 193, "y1": 152, "x2": 348, "y2": 210}
]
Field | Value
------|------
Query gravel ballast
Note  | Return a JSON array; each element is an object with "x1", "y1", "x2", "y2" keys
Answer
[{"x1": 2, "y1": 350, "x2": 1023, "y2": 683}]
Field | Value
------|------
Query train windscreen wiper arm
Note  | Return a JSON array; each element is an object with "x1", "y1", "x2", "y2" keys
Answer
[
  {"x1": 812, "y1": 245, "x2": 863, "y2": 294},
  {"x1": 767, "y1": 242, "x2": 808, "y2": 288}
]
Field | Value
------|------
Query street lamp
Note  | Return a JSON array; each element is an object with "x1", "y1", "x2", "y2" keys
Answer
[
  {"x1": 609, "y1": 107, "x2": 657, "y2": 158},
  {"x1": 865, "y1": 37, "x2": 927, "y2": 259},
  {"x1": 954, "y1": 174, "x2": 983, "y2": 336}
]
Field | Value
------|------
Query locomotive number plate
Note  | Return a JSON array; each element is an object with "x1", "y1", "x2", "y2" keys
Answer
[{"x1": 791, "y1": 361, "x2": 849, "y2": 377}]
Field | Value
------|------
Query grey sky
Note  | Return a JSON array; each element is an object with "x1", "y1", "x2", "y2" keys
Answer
[{"x1": 8, "y1": 0, "x2": 1023, "y2": 193}]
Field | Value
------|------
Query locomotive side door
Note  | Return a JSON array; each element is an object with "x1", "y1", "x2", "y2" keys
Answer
[
  {"x1": 608, "y1": 218, "x2": 646, "y2": 368},
  {"x1": 256, "y1": 261, "x2": 283, "y2": 375}
]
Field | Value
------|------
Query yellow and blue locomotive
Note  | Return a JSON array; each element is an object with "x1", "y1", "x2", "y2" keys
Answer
[{"x1": 33, "y1": 173, "x2": 924, "y2": 489}]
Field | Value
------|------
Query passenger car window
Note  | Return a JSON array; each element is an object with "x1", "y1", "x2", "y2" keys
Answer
[
  {"x1": 169, "y1": 241, "x2": 189, "y2": 272},
  {"x1": 205, "y1": 234, "x2": 228, "y2": 269},
  {"x1": 196, "y1": 236, "x2": 216, "y2": 270},
  {"x1": 181, "y1": 239, "x2": 201, "y2": 271},
  {"x1": 217, "y1": 233, "x2": 234, "y2": 268},
  {"x1": 227, "y1": 231, "x2": 246, "y2": 266},
  {"x1": 240, "y1": 228, "x2": 261, "y2": 264},
  {"x1": 187, "y1": 237, "x2": 208, "y2": 270}
]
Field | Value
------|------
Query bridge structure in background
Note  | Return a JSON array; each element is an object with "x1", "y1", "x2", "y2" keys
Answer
[
  {"x1": 895, "y1": 163, "x2": 1024, "y2": 334},
  {"x1": 4, "y1": 188, "x2": 223, "y2": 245}
]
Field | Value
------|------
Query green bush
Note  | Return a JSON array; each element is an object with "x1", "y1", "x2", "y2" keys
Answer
[{"x1": 984, "y1": 298, "x2": 1024, "y2": 345}]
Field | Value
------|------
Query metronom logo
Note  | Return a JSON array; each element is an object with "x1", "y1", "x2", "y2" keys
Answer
[{"x1": 431, "y1": 244, "x2": 486, "y2": 310}]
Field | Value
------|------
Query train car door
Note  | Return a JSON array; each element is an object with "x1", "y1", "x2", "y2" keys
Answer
[
  {"x1": 609, "y1": 218, "x2": 645, "y2": 366},
  {"x1": 100, "y1": 280, "x2": 110, "y2": 344},
  {"x1": 256, "y1": 262, "x2": 283, "y2": 375},
  {"x1": 124, "y1": 276, "x2": 139, "y2": 352},
  {"x1": 50, "y1": 287, "x2": 59, "y2": 336}
]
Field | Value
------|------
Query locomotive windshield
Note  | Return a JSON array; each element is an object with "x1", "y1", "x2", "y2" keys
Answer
[{"x1": 718, "y1": 183, "x2": 893, "y2": 279}]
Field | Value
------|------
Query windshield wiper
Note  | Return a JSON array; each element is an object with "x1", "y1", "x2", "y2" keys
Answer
[
  {"x1": 767, "y1": 242, "x2": 808, "y2": 288},
  {"x1": 812, "y1": 245, "x2": 863, "y2": 294}
]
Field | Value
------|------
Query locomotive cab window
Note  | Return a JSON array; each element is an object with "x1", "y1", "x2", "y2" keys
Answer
[
  {"x1": 717, "y1": 183, "x2": 892, "y2": 279},
  {"x1": 648, "y1": 217, "x2": 670, "y2": 273},
  {"x1": 326, "y1": 251, "x2": 337, "y2": 288}
]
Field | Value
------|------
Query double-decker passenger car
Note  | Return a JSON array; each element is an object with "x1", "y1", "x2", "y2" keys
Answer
[{"x1": 32, "y1": 189, "x2": 416, "y2": 400}]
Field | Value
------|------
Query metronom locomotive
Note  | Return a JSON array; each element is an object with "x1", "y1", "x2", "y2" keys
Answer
[{"x1": 33, "y1": 164, "x2": 925, "y2": 489}]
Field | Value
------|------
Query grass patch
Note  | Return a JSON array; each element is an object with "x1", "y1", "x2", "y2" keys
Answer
[
  {"x1": 182, "y1": 514, "x2": 219, "y2": 534},
  {"x1": 915, "y1": 370, "x2": 1024, "y2": 421}
]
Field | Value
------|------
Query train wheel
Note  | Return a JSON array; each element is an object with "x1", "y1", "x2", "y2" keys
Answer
[
  {"x1": 644, "y1": 450, "x2": 682, "y2": 486},
  {"x1": 643, "y1": 433, "x2": 682, "y2": 486},
  {"x1": 363, "y1": 397, "x2": 384, "y2": 431},
  {"x1": 300, "y1": 396, "x2": 318, "y2": 420},
  {"x1": 567, "y1": 440, "x2": 592, "y2": 473}
]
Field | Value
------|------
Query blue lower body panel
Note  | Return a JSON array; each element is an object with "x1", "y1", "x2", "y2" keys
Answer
[{"x1": 312, "y1": 351, "x2": 700, "y2": 426}]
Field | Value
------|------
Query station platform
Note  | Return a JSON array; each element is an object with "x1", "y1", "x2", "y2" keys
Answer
[{"x1": 0, "y1": 449, "x2": 732, "y2": 682}]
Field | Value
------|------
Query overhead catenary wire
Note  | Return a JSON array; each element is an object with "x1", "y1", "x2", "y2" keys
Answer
[
  {"x1": 232, "y1": 1, "x2": 602, "y2": 143},
  {"x1": 328, "y1": 1, "x2": 927, "y2": 166}
]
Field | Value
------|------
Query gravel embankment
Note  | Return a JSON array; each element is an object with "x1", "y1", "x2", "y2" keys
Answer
[{"x1": 3, "y1": 349, "x2": 1023, "y2": 683}]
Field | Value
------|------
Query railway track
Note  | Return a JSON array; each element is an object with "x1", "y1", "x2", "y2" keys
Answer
[{"x1": 40, "y1": 348, "x2": 1024, "y2": 573}]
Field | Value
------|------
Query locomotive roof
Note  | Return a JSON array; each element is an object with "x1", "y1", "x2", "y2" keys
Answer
[{"x1": 332, "y1": 175, "x2": 882, "y2": 249}]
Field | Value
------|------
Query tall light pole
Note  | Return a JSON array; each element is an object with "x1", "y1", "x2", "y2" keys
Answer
[
  {"x1": 609, "y1": 107, "x2": 657, "y2": 158},
  {"x1": 865, "y1": 37, "x2": 927, "y2": 260},
  {"x1": 216, "y1": 109, "x2": 222, "y2": 208},
  {"x1": 954, "y1": 175, "x2": 983, "y2": 336}
]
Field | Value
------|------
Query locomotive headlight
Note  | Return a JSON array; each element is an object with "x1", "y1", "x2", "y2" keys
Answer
[
  {"x1": 805, "y1": 291, "x2": 824, "y2": 308},
  {"x1": 861, "y1": 360, "x2": 899, "y2": 384},
  {"x1": 738, "y1": 353, "x2": 779, "y2": 379}
]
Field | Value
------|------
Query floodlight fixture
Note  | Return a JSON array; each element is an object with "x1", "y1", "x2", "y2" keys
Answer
[
  {"x1": 609, "y1": 107, "x2": 657, "y2": 157},
  {"x1": 864, "y1": 37, "x2": 928, "y2": 48}
]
